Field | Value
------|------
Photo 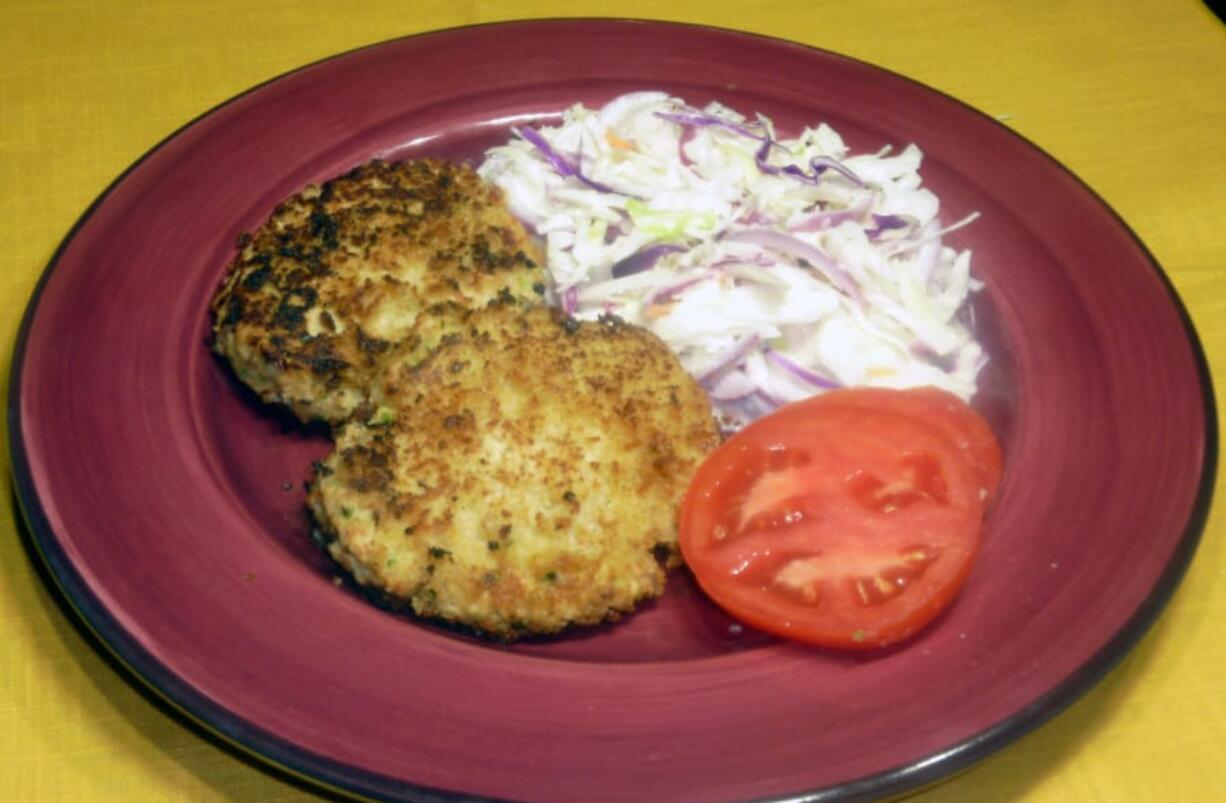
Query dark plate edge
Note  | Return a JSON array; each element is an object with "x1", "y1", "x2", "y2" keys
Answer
[
  {"x1": 5, "y1": 17, "x2": 1219, "y2": 803},
  {"x1": 4, "y1": 22, "x2": 490, "y2": 803},
  {"x1": 770, "y1": 258, "x2": 1218, "y2": 801}
]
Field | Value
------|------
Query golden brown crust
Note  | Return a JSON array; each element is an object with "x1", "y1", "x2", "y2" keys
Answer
[
  {"x1": 209, "y1": 159, "x2": 546, "y2": 423},
  {"x1": 307, "y1": 303, "x2": 721, "y2": 639}
]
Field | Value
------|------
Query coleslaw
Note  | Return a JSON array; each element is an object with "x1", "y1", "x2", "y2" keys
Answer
[{"x1": 478, "y1": 92, "x2": 986, "y2": 430}]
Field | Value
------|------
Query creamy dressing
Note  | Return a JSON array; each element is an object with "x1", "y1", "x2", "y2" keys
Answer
[{"x1": 479, "y1": 92, "x2": 986, "y2": 429}]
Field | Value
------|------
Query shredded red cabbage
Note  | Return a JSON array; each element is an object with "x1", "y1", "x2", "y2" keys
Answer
[
  {"x1": 764, "y1": 348, "x2": 841, "y2": 389},
  {"x1": 865, "y1": 213, "x2": 915, "y2": 240},
  {"x1": 698, "y1": 334, "x2": 761, "y2": 383},
  {"x1": 789, "y1": 203, "x2": 870, "y2": 232},
  {"x1": 653, "y1": 111, "x2": 769, "y2": 142},
  {"x1": 611, "y1": 244, "x2": 687, "y2": 278},
  {"x1": 480, "y1": 94, "x2": 986, "y2": 431},
  {"x1": 724, "y1": 229, "x2": 860, "y2": 298},
  {"x1": 753, "y1": 387, "x2": 787, "y2": 408},
  {"x1": 655, "y1": 110, "x2": 864, "y2": 188},
  {"x1": 754, "y1": 141, "x2": 865, "y2": 187},
  {"x1": 803, "y1": 156, "x2": 865, "y2": 186},
  {"x1": 646, "y1": 273, "x2": 711, "y2": 305},
  {"x1": 518, "y1": 127, "x2": 619, "y2": 195},
  {"x1": 736, "y1": 208, "x2": 780, "y2": 227}
]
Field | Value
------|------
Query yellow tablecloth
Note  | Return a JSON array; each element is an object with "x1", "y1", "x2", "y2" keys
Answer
[{"x1": 3, "y1": 1, "x2": 1223, "y2": 800}]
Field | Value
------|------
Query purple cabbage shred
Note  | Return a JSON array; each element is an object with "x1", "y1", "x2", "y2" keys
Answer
[
  {"x1": 610, "y1": 244, "x2": 686, "y2": 278},
  {"x1": 519, "y1": 127, "x2": 619, "y2": 194}
]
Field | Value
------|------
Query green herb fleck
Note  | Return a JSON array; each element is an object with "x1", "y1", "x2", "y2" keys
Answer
[{"x1": 367, "y1": 406, "x2": 395, "y2": 427}]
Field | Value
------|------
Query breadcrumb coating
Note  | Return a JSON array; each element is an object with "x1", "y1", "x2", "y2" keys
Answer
[
  {"x1": 209, "y1": 159, "x2": 546, "y2": 423},
  {"x1": 307, "y1": 302, "x2": 721, "y2": 638}
]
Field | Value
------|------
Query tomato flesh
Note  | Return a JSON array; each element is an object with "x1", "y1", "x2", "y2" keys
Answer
[
  {"x1": 807, "y1": 386, "x2": 1003, "y2": 499},
  {"x1": 679, "y1": 388, "x2": 999, "y2": 650}
]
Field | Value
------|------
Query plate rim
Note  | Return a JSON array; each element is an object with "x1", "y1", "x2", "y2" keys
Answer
[{"x1": 7, "y1": 17, "x2": 1218, "y2": 802}]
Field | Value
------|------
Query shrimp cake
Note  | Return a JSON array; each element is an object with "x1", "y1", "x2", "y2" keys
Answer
[
  {"x1": 307, "y1": 303, "x2": 721, "y2": 639},
  {"x1": 209, "y1": 159, "x2": 546, "y2": 424}
]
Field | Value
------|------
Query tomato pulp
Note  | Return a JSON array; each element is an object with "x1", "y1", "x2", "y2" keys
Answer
[{"x1": 679, "y1": 387, "x2": 1000, "y2": 650}]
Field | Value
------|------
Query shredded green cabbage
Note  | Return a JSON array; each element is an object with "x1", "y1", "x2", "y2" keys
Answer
[{"x1": 479, "y1": 92, "x2": 985, "y2": 429}]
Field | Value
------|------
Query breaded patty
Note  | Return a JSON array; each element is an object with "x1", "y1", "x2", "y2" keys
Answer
[
  {"x1": 209, "y1": 159, "x2": 546, "y2": 424},
  {"x1": 307, "y1": 302, "x2": 721, "y2": 639}
]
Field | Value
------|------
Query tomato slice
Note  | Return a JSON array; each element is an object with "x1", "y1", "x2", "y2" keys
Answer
[
  {"x1": 679, "y1": 388, "x2": 996, "y2": 650},
  {"x1": 805, "y1": 386, "x2": 1003, "y2": 500}
]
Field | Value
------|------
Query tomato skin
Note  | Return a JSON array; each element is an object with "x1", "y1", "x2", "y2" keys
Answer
[
  {"x1": 679, "y1": 387, "x2": 998, "y2": 650},
  {"x1": 806, "y1": 386, "x2": 1003, "y2": 500}
]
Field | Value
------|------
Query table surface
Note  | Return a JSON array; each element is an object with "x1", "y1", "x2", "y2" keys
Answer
[{"x1": 3, "y1": 1, "x2": 1224, "y2": 800}]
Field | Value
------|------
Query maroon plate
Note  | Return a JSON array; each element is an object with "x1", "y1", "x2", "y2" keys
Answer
[{"x1": 9, "y1": 19, "x2": 1215, "y2": 802}]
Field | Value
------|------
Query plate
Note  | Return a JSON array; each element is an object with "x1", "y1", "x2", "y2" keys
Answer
[{"x1": 9, "y1": 19, "x2": 1215, "y2": 802}]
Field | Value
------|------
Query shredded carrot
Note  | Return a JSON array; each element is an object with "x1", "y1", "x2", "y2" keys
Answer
[{"x1": 605, "y1": 131, "x2": 638, "y2": 151}]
